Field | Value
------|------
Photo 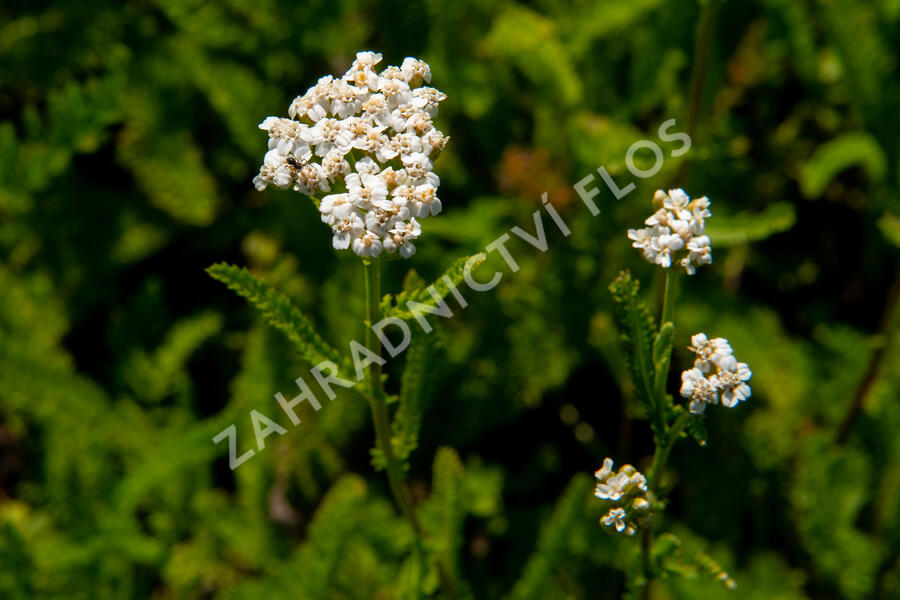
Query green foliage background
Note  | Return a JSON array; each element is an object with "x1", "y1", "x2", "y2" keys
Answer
[{"x1": 1, "y1": 0, "x2": 899, "y2": 597}]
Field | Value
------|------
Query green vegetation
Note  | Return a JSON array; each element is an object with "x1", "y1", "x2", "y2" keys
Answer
[{"x1": 1, "y1": 0, "x2": 899, "y2": 598}]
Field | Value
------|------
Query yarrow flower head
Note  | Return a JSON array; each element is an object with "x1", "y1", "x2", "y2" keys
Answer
[
  {"x1": 680, "y1": 333, "x2": 752, "y2": 414},
  {"x1": 594, "y1": 458, "x2": 652, "y2": 536},
  {"x1": 252, "y1": 51, "x2": 449, "y2": 259},
  {"x1": 627, "y1": 189, "x2": 713, "y2": 275}
]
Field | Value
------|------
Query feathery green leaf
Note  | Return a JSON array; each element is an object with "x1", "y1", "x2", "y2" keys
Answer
[
  {"x1": 382, "y1": 254, "x2": 485, "y2": 321},
  {"x1": 207, "y1": 263, "x2": 346, "y2": 369},
  {"x1": 506, "y1": 474, "x2": 592, "y2": 600},
  {"x1": 705, "y1": 203, "x2": 796, "y2": 247},
  {"x1": 609, "y1": 271, "x2": 662, "y2": 439}
]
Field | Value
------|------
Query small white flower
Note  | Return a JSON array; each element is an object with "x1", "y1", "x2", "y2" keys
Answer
[
  {"x1": 651, "y1": 232, "x2": 684, "y2": 268},
  {"x1": 602, "y1": 507, "x2": 628, "y2": 533},
  {"x1": 354, "y1": 156, "x2": 381, "y2": 175},
  {"x1": 413, "y1": 183, "x2": 441, "y2": 217},
  {"x1": 680, "y1": 368, "x2": 719, "y2": 414},
  {"x1": 320, "y1": 193, "x2": 354, "y2": 224},
  {"x1": 331, "y1": 212, "x2": 364, "y2": 250},
  {"x1": 421, "y1": 128, "x2": 450, "y2": 156},
  {"x1": 627, "y1": 227, "x2": 654, "y2": 250},
  {"x1": 594, "y1": 457, "x2": 614, "y2": 482},
  {"x1": 347, "y1": 172, "x2": 389, "y2": 210},
  {"x1": 311, "y1": 119, "x2": 352, "y2": 157},
  {"x1": 663, "y1": 188, "x2": 691, "y2": 219},
  {"x1": 683, "y1": 333, "x2": 752, "y2": 412},
  {"x1": 709, "y1": 355, "x2": 752, "y2": 408},
  {"x1": 390, "y1": 132, "x2": 424, "y2": 158},
  {"x1": 294, "y1": 163, "x2": 330, "y2": 195},
  {"x1": 682, "y1": 235, "x2": 713, "y2": 275},
  {"x1": 594, "y1": 458, "x2": 650, "y2": 537},
  {"x1": 631, "y1": 497, "x2": 651, "y2": 513},
  {"x1": 687, "y1": 196, "x2": 711, "y2": 235},
  {"x1": 361, "y1": 93, "x2": 392, "y2": 127},
  {"x1": 383, "y1": 218, "x2": 421, "y2": 258},
  {"x1": 344, "y1": 51, "x2": 382, "y2": 90},
  {"x1": 688, "y1": 333, "x2": 732, "y2": 373},
  {"x1": 352, "y1": 230, "x2": 383, "y2": 257},
  {"x1": 595, "y1": 462, "x2": 646, "y2": 500},
  {"x1": 627, "y1": 189, "x2": 713, "y2": 274},
  {"x1": 401, "y1": 57, "x2": 432, "y2": 85},
  {"x1": 411, "y1": 87, "x2": 446, "y2": 117},
  {"x1": 378, "y1": 75, "x2": 412, "y2": 109},
  {"x1": 402, "y1": 152, "x2": 433, "y2": 181}
]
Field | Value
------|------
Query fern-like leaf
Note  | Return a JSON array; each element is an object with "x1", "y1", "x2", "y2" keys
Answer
[
  {"x1": 506, "y1": 474, "x2": 592, "y2": 600},
  {"x1": 392, "y1": 332, "x2": 437, "y2": 464},
  {"x1": 800, "y1": 132, "x2": 887, "y2": 198},
  {"x1": 609, "y1": 271, "x2": 662, "y2": 440},
  {"x1": 704, "y1": 202, "x2": 796, "y2": 247},
  {"x1": 381, "y1": 254, "x2": 485, "y2": 321},
  {"x1": 422, "y1": 447, "x2": 468, "y2": 595},
  {"x1": 653, "y1": 321, "x2": 675, "y2": 406},
  {"x1": 207, "y1": 263, "x2": 345, "y2": 369}
]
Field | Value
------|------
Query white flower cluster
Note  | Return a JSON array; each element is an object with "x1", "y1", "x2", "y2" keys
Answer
[
  {"x1": 594, "y1": 458, "x2": 651, "y2": 536},
  {"x1": 627, "y1": 189, "x2": 713, "y2": 275},
  {"x1": 252, "y1": 51, "x2": 449, "y2": 258},
  {"x1": 680, "y1": 333, "x2": 752, "y2": 414}
]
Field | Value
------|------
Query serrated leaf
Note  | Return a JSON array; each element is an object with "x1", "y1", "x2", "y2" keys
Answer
[
  {"x1": 705, "y1": 203, "x2": 796, "y2": 247},
  {"x1": 395, "y1": 551, "x2": 426, "y2": 600},
  {"x1": 653, "y1": 322, "x2": 675, "y2": 367},
  {"x1": 609, "y1": 271, "x2": 662, "y2": 440},
  {"x1": 382, "y1": 254, "x2": 485, "y2": 321},
  {"x1": 207, "y1": 263, "x2": 346, "y2": 370},
  {"x1": 123, "y1": 311, "x2": 222, "y2": 403},
  {"x1": 392, "y1": 333, "x2": 436, "y2": 464},
  {"x1": 506, "y1": 474, "x2": 592, "y2": 600},
  {"x1": 653, "y1": 321, "x2": 675, "y2": 404},
  {"x1": 656, "y1": 530, "x2": 737, "y2": 589},
  {"x1": 688, "y1": 416, "x2": 708, "y2": 447},
  {"x1": 422, "y1": 448, "x2": 467, "y2": 593},
  {"x1": 290, "y1": 475, "x2": 370, "y2": 598},
  {"x1": 800, "y1": 132, "x2": 887, "y2": 198}
]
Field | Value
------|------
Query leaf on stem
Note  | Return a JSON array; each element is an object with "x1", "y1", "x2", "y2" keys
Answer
[
  {"x1": 704, "y1": 203, "x2": 796, "y2": 247},
  {"x1": 207, "y1": 263, "x2": 347, "y2": 370},
  {"x1": 653, "y1": 321, "x2": 676, "y2": 414},
  {"x1": 381, "y1": 254, "x2": 485, "y2": 321},
  {"x1": 507, "y1": 474, "x2": 592, "y2": 600},
  {"x1": 421, "y1": 447, "x2": 469, "y2": 596},
  {"x1": 687, "y1": 416, "x2": 708, "y2": 447},
  {"x1": 392, "y1": 330, "x2": 438, "y2": 465},
  {"x1": 609, "y1": 271, "x2": 662, "y2": 440}
]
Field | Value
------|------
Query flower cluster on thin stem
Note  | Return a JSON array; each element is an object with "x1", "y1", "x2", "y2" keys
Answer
[
  {"x1": 594, "y1": 458, "x2": 652, "y2": 537},
  {"x1": 627, "y1": 188, "x2": 712, "y2": 275},
  {"x1": 253, "y1": 51, "x2": 448, "y2": 259},
  {"x1": 680, "y1": 333, "x2": 752, "y2": 414}
]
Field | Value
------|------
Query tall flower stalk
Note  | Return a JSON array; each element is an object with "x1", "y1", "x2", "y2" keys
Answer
[
  {"x1": 600, "y1": 189, "x2": 750, "y2": 598},
  {"x1": 236, "y1": 51, "x2": 462, "y2": 599}
]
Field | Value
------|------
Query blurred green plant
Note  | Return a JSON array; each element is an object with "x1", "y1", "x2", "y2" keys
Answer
[{"x1": 0, "y1": 0, "x2": 898, "y2": 598}]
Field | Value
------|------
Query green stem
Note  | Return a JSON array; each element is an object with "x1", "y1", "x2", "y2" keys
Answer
[
  {"x1": 660, "y1": 270, "x2": 673, "y2": 327},
  {"x1": 362, "y1": 260, "x2": 460, "y2": 600},
  {"x1": 674, "y1": 0, "x2": 718, "y2": 187},
  {"x1": 638, "y1": 412, "x2": 692, "y2": 600},
  {"x1": 640, "y1": 528, "x2": 652, "y2": 600},
  {"x1": 640, "y1": 271, "x2": 681, "y2": 598},
  {"x1": 648, "y1": 412, "x2": 692, "y2": 491}
]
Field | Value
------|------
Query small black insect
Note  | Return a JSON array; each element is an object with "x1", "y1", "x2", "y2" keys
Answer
[{"x1": 285, "y1": 156, "x2": 301, "y2": 168}]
